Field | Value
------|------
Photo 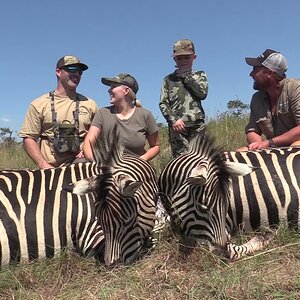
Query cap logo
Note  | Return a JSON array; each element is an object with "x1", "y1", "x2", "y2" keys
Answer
[{"x1": 64, "y1": 56, "x2": 76, "y2": 63}]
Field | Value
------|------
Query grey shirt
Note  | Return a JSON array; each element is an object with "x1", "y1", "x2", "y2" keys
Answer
[
  {"x1": 91, "y1": 106, "x2": 158, "y2": 156},
  {"x1": 245, "y1": 78, "x2": 300, "y2": 139}
]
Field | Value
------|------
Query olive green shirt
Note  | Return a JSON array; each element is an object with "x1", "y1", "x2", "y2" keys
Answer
[
  {"x1": 91, "y1": 106, "x2": 158, "y2": 156},
  {"x1": 19, "y1": 92, "x2": 98, "y2": 167},
  {"x1": 245, "y1": 78, "x2": 300, "y2": 139}
]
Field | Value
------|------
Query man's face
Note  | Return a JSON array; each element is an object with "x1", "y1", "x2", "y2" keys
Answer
[
  {"x1": 57, "y1": 65, "x2": 83, "y2": 90},
  {"x1": 250, "y1": 66, "x2": 271, "y2": 90}
]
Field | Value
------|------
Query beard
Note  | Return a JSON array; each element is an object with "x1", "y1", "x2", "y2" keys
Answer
[{"x1": 253, "y1": 80, "x2": 268, "y2": 91}]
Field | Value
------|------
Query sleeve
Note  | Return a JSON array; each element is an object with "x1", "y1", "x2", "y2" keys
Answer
[
  {"x1": 182, "y1": 71, "x2": 208, "y2": 100},
  {"x1": 245, "y1": 94, "x2": 263, "y2": 135},
  {"x1": 145, "y1": 110, "x2": 159, "y2": 136},
  {"x1": 91, "y1": 109, "x2": 104, "y2": 129},
  {"x1": 18, "y1": 104, "x2": 42, "y2": 140},
  {"x1": 159, "y1": 75, "x2": 177, "y2": 125},
  {"x1": 289, "y1": 81, "x2": 300, "y2": 124}
]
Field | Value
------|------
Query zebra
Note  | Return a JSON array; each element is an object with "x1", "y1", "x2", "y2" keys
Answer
[
  {"x1": 158, "y1": 133, "x2": 282, "y2": 260},
  {"x1": 0, "y1": 162, "x2": 104, "y2": 267},
  {"x1": 0, "y1": 126, "x2": 158, "y2": 267},
  {"x1": 225, "y1": 147, "x2": 300, "y2": 233},
  {"x1": 63, "y1": 125, "x2": 159, "y2": 266}
]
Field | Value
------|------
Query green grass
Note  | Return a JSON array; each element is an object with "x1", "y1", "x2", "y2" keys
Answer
[{"x1": 0, "y1": 115, "x2": 300, "y2": 299}]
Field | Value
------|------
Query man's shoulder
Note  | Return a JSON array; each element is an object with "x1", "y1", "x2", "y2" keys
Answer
[
  {"x1": 30, "y1": 92, "x2": 51, "y2": 107},
  {"x1": 283, "y1": 78, "x2": 300, "y2": 88}
]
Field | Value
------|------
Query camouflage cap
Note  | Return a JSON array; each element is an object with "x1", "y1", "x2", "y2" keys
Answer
[
  {"x1": 172, "y1": 39, "x2": 195, "y2": 57},
  {"x1": 56, "y1": 55, "x2": 88, "y2": 71},
  {"x1": 101, "y1": 73, "x2": 139, "y2": 94}
]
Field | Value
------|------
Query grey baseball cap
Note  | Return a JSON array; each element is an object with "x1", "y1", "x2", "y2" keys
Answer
[{"x1": 245, "y1": 49, "x2": 288, "y2": 76}]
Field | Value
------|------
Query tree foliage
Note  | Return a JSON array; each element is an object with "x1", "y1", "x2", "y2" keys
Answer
[
  {"x1": 226, "y1": 99, "x2": 250, "y2": 118},
  {"x1": 0, "y1": 127, "x2": 17, "y2": 145}
]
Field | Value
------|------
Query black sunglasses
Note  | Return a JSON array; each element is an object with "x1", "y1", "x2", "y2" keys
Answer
[{"x1": 61, "y1": 65, "x2": 83, "y2": 74}]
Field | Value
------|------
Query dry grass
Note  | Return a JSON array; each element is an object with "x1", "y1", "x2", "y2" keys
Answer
[
  {"x1": 1, "y1": 117, "x2": 300, "y2": 299},
  {"x1": 0, "y1": 226, "x2": 299, "y2": 299}
]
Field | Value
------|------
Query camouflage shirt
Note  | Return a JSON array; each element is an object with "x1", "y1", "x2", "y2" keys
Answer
[{"x1": 159, "y1": 70, "x2": 208, "y2": 127}]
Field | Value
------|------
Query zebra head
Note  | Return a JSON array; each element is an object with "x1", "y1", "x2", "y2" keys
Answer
[
  {"x1": 64, "y1": 125, "x2": 158, "y2": 266},
  {"x1": 158, "y1": 134, "x2": 256, "y2": 255}
]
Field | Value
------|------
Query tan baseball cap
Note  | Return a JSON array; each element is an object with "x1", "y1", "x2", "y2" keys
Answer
[
  {"x1": 172, "y1": 39, "x2": 195, "y2": 57},
  {"x1": 56, "y1": 55, "x2": 88, "y2": 71}
]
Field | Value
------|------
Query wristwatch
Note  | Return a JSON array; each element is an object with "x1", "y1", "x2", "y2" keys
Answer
[{"x1": 268, "y1": 138, "x2": 275, "y2": 147}]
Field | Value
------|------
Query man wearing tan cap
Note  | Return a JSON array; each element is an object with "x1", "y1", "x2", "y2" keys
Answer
[
  {"x1": 19, "y1": 55, "x2": 98, "y2": 169},
  {"x1": 159, "y1": 39, "x2": 208, "y2": 157},
  {"x1": 239, "y1": 49, "x2": 300, "y2": 151}
]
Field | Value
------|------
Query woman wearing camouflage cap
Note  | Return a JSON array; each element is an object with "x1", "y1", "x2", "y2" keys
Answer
[
  {"x1": 159, "y1": 39, "x2": 208, "y2": 157},
  {"x1": 83, "y1": 73, "x2": 160, "y2": 161}
]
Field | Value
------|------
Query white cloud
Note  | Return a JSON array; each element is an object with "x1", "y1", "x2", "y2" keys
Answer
[{"x1": 0, "y1": 117, "x2": 12, "y2": 123}]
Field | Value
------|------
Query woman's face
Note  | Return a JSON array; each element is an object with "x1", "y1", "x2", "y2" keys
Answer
[{"x1": 108, "y1": 84, "x2": 127, "y2": 104}]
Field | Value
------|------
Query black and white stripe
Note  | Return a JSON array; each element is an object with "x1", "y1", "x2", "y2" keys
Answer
[
  {"x1": 0, "y1": 126, "x2": 158, "y2": 267},
  {"x1": 158, "y1": 134, "x2": 255, "y2": 255},
  {"x1": 0, "y1": 162, "x2": 104, "y2": 267},
  {"x1": 64, "y1": 126, "x2": 159, "y2": 266},
  {"x1": 226, "y1": 147, "x2": 300, "y2": 233}
]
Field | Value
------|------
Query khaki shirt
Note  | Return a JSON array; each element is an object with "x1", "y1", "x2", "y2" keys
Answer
[
  {"x1": 19, "y1": 92, "x2": 98, "y2": 167},
  {"x1": 245, "y1": 78, "x2": 300, "y2": 139}
]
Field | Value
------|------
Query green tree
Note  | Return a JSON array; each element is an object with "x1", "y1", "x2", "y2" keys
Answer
[
  {"x1": 0, "y1": 127, "x2": 17, "y2": 144},
  {"x1": 227, "y1": 98, "x2": 250, "y2": 118}
]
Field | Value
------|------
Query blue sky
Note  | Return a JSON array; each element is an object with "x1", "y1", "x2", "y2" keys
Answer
[{"x1": 2, "y1": 0, "x2": 300, "y2": 135}]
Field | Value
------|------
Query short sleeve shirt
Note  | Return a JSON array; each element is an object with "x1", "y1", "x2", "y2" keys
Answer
[
  {"x1": 19, "y1": 92, "x2": 98, "y2": 167},
  {"x1": 245, "y1": 78, "x2": 300, "y2": 139},
  {"x1": 91, "y1": 106, "x2": 158, "y2": 156}
]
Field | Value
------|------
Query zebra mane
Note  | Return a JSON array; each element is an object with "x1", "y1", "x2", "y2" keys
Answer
[
  {"x1": 187, "y1": 133, "x2": 226, "y2": 163},
  {"x1": 187, "y1": 133, "x2": 231, "y2": 191},
  {"x1": 91, "y1": 124, "x2": 124, "y2": 167}
]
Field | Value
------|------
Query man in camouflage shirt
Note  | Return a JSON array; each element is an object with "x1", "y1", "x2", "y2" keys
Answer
[{"x1": 159, "y1": 39, "x2": 208, "y2": 157}]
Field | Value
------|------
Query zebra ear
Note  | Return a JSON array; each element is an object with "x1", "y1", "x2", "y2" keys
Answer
[
  {"x1": 63, "y1": 175, "x2": 103, "y2": 195},
  {"x1": 115, "y1": 174, "x2": 142, "y2": 197},
  {"x1": 225, "y1": 161, "x2": 259, "y2": 176},
  {"x1": 186, "y1": 163, "x2": 208, "y2": 185}
]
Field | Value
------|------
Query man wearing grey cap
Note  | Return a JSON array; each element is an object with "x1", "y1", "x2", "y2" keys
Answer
[
  {"x1": 240, "y1": 49, "x2": 300, "y2": 150},
  {"x1": 19, "y1": 55, "x2": 98, "y2": 169}
]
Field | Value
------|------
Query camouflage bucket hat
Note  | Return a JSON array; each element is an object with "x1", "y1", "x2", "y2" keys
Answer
[
  {"x1": 56, "y1": 55, "x2": 88, "y2": 71},
  {"x1": 172, "y1": 39, "x2": 195, "y2": 57},
  {"x1": 101, "y1": 73, "x2": 139, "y2": 94}
]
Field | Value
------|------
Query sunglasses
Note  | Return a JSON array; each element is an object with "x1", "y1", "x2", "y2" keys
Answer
[{"x1": 61, "y1": 65, "x2": 83, "y2": 74}]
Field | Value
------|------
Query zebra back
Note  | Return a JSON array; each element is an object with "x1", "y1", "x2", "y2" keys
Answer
[
  {"x1": 0, "y1": 162, "x2": 104, "y2": 267},
  {"x1": 226, "y1": 147, "x2": 300, "y2": 232}
]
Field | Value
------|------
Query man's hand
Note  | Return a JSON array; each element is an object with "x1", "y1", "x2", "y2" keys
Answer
[{"x1": 248, "y1": 140, "x2": 270, "y2": 150}]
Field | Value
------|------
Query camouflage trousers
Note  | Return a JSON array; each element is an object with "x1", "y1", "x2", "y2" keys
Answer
[{"x1": 169, "y1": 123, "x2": 205, "y2": 158}]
